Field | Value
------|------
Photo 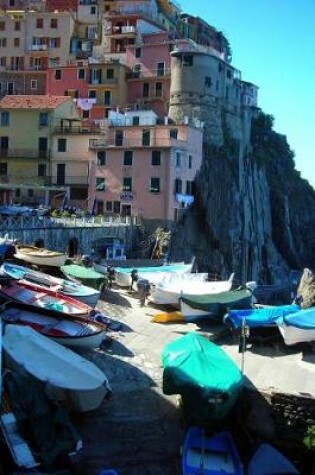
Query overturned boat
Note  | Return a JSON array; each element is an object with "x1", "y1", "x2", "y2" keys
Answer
[{"x1": 14, "y1": 244, "x2": 67, "y2": 268}]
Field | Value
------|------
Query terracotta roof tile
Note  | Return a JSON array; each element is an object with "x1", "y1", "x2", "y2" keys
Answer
[{"x1": 0, "y1": 95, "x2": 71, "y2": 110}]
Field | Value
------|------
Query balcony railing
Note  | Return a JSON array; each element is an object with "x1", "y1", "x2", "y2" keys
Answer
[
  {"x1": 89, "y1": 137, "x2": 185, "y2": 149},
  {"x1": 0, "y1": 149, "x2": 50, "y2": 159},
  {"x1": 54, "y1": 126, "x2": 102, "y2": 135},
  {"x1": 107, "y1": 25, "x2": 137, "y2": 35},
  {"x1": 89, "y1": 77, "x2": 118, "y2": 85},
  {"x1": 126, "y1": 68, "x2": 171, "y2": 79}
]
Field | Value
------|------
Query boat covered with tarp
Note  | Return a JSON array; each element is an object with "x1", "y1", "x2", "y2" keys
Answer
[
  {"x1": 61, "y1": 264, "x2": 105, "y2": 290},
  {"x1": 224, "y1": 304, "x2": 300, "y2": 329},
  {"x1": 278, "y1": 306, "x2": 315, "y2": 346},
  {"x1": 247, "y1": 443, "x2": 299, "y2": 474},
  {"x1": 162, "y1": 333, "x2": 244, "y2": 424},
  {"x1": 180, "y1": 287, "x2": 253, "y2": 321}
]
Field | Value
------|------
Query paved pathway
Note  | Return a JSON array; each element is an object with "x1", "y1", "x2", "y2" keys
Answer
[{"x1": 73, "y1": 286, "x2": 315, "y2": 475}]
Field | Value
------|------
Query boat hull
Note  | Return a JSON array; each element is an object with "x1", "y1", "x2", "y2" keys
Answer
[
  {"x1": 247, "y1": 443, "x2": 298, "y2": 474},
  {"x1": 115, "y1": 263, "x2": 193, "y2": 287},
  {"x1": 182, "y1": 427, "x2": 244, "y2": 475},
  {"x1": 3, "y1": 324, "x2": 111, "y2": 412},
  {"x1": 278, "y1": 323, "x2": 315, "y2": 345},
  {"x1": 15, "y1": 245, "x2": 67, "y2": 267}
]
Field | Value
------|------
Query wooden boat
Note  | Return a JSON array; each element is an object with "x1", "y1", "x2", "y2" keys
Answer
[
  {"x1": 1, "y1": 261, "x2": 100, "y2": 307},
  {"x1": 182, "y1": 427, "x2": 244, "y2": 475},
  {"x1": 162, "y1": 333, "x2": 244, "y2": 424},
  {"x1": 277, "y1": 306, "x2": 315, "y2": 345},
  {"x1": 247, "y1": 443, "x2": 298, "y2": 474},
  {"x1": 150, "y1": 273, "x2": 235, "y2": 307},
  {"x1": 2, "y1": 324, "x2": 111, "y2": 412},
  {"x1": 179, "y1": 287, "x2": 253, "y2": 321},
  {"x1": 0, "y1": 300, "x2": 107, "y2": 349},
  {"x1": 61, "y1": 264, "x2": 106, "y2": 290},
  {"x1": 115, "y1": 262, "x2": 193, "y2": 288},
  {"x1": 0, "y1": 280, "x2": 91, "y2": 317},
  {"x1": 14, "y1": 244, "x2": 67, "y2": 267}
]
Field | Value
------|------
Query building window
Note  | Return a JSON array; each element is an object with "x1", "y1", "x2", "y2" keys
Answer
[
  {"x1": 14, "y1": 21, "x2": 20, "y2": 31},
  {"x1": 170, "y1": 128, "x2": 178, "y2": 139},
  {"x1": 14, "y1": 37, "x2": 20, "y2": 47},
  {"x1": 36, "y1": 18, "x2": 43, "y2": 28},
  {"x1": 88, "y1": 89, "x2": 96, "y2": 98},
  {"x1": 39, "y1": 112, "x2": 48, "y2": 127},
  {"x1": 15, "y1": 188, "x2": 20, "y2": 197},
  {"x1": 143, "y1": 82, "x2": 149, "y2": 98},
  {"x1": 1, "y1": 111, "x2": 10, "y2": 126},
  {"x1": 132, "y1": 63, "x2": 141, "y2": 78},
  {"x1": 142, "y1": 129, "x2": 150, "y2": 146},
  {"x1": 82, "y1": 110, "x2": 90, "y2": 119},
  {"x1": 91, "y1": 6, "x2": 96, "y2": 14},
  {"x1": 182, "y1": 54, "x2": 193, "y2": 67},
  {"x1": 57, "y1": 138, "x2": 67, "y2": 152},
  {"x1": 28, "y1": 189, "x2": 34, "y2": 198},
  {"x1": 51, "y1": 18, "x2": 58, "y2": 28},
  {"x1": 96, "y1": 177, "x2": 105, "y2": 191},
  {"x1": 113, "y1": 201, "x2": 120, "y2": 213},
  {"x1": 78, "y1": 68, "x2": 85, "y2": 80},
  {"x1": 155, "y1": 82, "x2": 162, "y2": 97},
  {"x1": 121, "y1": 204, "x2": 131, "y2": 217},
  {"x1": 216, "y1": 80, "x2": 219, "y2": 91},
  {"x1": 0, "y1": 38, "x2": 7, "y2": 47},
  {"x1": 123, "y1": 177, "x2": 132, "y2": 191},
  {"x1": 106, "y1": 201, "x2": 113, "y2": 212},
  {"x1": 124, "y1": 150, "x2": 133, "y2": 166},
  {"x1": 226, "y1": 86, "x2": 229, "y2": 99},
  {"x1": 174, "y1": 178, "x2": 182, "y2": 194},
  {"x1": 150, "y1": 177, "x2": 160, "y2": 193},
  {"x1": 135, "y1": 47, "x2": 141, "y2": 58},
  {"x1": 152, "y1": 150, "x2": 161, "y2": 166},
  {"x1": 30, "y1": 79, "x2": 37, "y2": 90},
  {"x1": 38, "y1": 164, "x2": 46, "y2": 177},
  {"x1": 115, "y1": 130, "x2": 123, "y2": 146},
  {"x1": 188, "y1": 154, "x2": 192, "y2": 169},
  {"x1": 104, "y1": 90, "x2": 111, "y2": 105},
  {"x1": 175, "y1": 151, "x2": 181, "y2": 168},
  {"x1": 97, "y1": 151, "x2": 106, "y2": 166},
  {"x1": 106, "y1": 68, "x2": 114, "y2": 79},
  {"x1": 55, "y1": 69, "x2": 61, "y2": 80},
  {"x1": 186, "y1": 180, "x2": 194, "y2": 195},
  {"x1": 0, "y1": 163, "x2": 7, "y2": 175},
  {"x1": 0, "y1": 57, "x2": 6, "y2": 66},
  {"x1": 227, "y1": 69, "x2": 232, "y2": 79},
  {"x1": 132, "y1": 116, "x2": 139, "y2": 125},
  {"x1": 157, "y1": 62, "x2": 165, "y2": 76},
  {"x1": 0, "y1": 22, "x2": 5, "y2": 31}
]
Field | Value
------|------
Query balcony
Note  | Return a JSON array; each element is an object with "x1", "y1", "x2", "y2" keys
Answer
[
  {"x1": 107, "y1": 25, "x2": 137, "y2": 36},
  {"x1": 51, "y1": 176, "x2": 89, "y2": 185},
  {"x1": 54, "y1": 125, "x2": 102, "y2": 135},
  {"x1": 126, "y1": 68, "x2": 171, "y2": 79},
  {"x1": 89, "y1": 77, "x2": 118, "y2": 85},
  {"x1": 89, "y1": 137, "x2": 183, "y2": 149},
  {"x1": 0, "y1": 149, "x2": 50, "y2": 159}
]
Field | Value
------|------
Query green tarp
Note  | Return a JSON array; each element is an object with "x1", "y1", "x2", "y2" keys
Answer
[
  {"x1": 162, "y1": 333, "x2": 244, "y2": 423},
  {"x1": 61, "y1": 264, "x2": 105, "y2": 289},
  {"x1": 180, "y1": 288, "x2": 252, "y2": 315}
]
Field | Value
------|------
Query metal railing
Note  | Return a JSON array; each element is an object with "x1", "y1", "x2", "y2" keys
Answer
[
  {"x1": 54, "y1": 126, "x2": 102, "y2": 134},
  {"x1": 89, "y1": 137, "x2": 185, "y2": 148},
  {"x1": 51, "y1": 176, "x2": 89, "y2": 185},
  {"x1": 0, "y1": 149, "x2": 50, "y2": 159}
]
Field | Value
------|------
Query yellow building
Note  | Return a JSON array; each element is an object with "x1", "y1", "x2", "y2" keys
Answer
[{"x1": 0, "y1": 94, "x2": 80, "y2": 204}]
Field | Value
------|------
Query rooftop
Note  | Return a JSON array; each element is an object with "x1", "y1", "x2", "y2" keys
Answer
[{"x1": 0, "y1": 95, "x2": 71, "y2": 110}]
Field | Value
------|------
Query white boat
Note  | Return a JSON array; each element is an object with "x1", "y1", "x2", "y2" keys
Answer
[
  {"x1": 94, "y1": 258, "x2": 164, "y2": 276},
  {"x1": 277, "y1": 306, "x2": 315, "y2": 345},
  {"x1": 2, "y1": 324, "x2": 111, "y2": 412},
  {"x1": 150, "y1": 273, "x2": 235, "y2": 307},
  {"x1": 115, "y1": 262, "x2": 193, "y2": 287},
  {"x1": 14, "y1": 244, "x2": 67, "y2": 268},
  {"x1": 1, "y1": 261, "x2": 100, "y2": 307}
]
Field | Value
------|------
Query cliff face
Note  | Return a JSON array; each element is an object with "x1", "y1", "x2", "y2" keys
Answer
[{"x1": 169, "y1": 108, "x2": 315, "y2": 284}]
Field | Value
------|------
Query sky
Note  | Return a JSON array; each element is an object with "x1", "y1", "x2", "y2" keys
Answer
[{"x1": 178, "y1": 0, "x2": 315, "y2": 189}]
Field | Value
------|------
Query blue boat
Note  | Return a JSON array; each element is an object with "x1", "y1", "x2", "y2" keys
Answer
[
  {"x1": 182, "y1": 427, "x2": 244, "y2": 475},
  {"x1": 224, "y1": 304, "x2": 300, "y2": 329},
  {"x1": 278, "y1": 306, "x2": 315, "y2": 345},
  {"x1": 247, "y1": 443, "x2": 299, "y2": 474}
]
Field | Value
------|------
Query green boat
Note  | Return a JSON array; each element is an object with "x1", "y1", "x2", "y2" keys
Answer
[
  {"x1": 162, "y1": 333, "x2": 244, "y2": 424},
  {"x1": 180, "y1": 288, "x2": 253, "y2": 322},
  {"x1": 61, "y1": 264, "x2": 106, "y2": 290}
]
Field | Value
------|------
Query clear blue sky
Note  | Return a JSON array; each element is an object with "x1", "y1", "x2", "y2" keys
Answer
[{"x1": 178, "y1": 0, "x2": 315, "y2": 189}]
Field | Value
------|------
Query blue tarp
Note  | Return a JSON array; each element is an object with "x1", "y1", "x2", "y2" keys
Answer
[
  {"x1": 224, "y1": 304, "x2": 300, "y2": 329},
  {"x1": 284, "y1": 307, "x2": 315, "y2": 329}
]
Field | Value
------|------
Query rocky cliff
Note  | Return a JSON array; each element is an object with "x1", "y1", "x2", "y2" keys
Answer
[{"x1": 169, "y1": 110, "x2": 315, "y2": 285}]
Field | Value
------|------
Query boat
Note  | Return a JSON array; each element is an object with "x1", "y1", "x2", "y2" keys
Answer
[
  {"x1": 0, "y1": 280, "x2": 91, "y2": 317},
  {"x1": 61, "y1": 264, "x2": 106, "y2": 290},
  {"x1": 278, "y1": 306, "x2": 315, "y2": 345},
  {"x1": 94, "y1": 258, "x2": 164, "y2": 275},
  {"x1": 0, "y1": 234, "x2": 16, "y2": 258},
  {"x1": 1, "y1": 261, "x2": 100, "y2": 307},
  {"x1": 182, "y1": 427, "x2": 244, "y2": 475},
  {"x1": 2, "y1": 324, "x2": 111, "y2": 412},
  {"x1": 0, "y1": 300, "x2": 107, "y2": 349},
  {"x1": 180, "y1": 287, "x2": 253, "y2": 321},
  {"x1": 224, "y1": 304, "x2": 300, "y2": 329},
  {"x1": 115, "y1": 262, "x2": 194, "y2": 288},
  {"x1": 14, "y1": 244, "x2": 67, "y2": 267},
  {"x1": 247, "y1": 443, "x2": 299, "y2": 474},
  {"x1": 162, "y1": 333, "x2": 244, "y2": 424}
]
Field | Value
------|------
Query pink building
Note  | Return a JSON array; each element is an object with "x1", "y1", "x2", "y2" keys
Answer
[{"x1": 88, "y1": 110, "x2": 203, "y2": 225}]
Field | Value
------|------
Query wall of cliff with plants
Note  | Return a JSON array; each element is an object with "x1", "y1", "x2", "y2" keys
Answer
[{"x1": 169, "y1": 110, "x2": 315, "y2": 285}]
